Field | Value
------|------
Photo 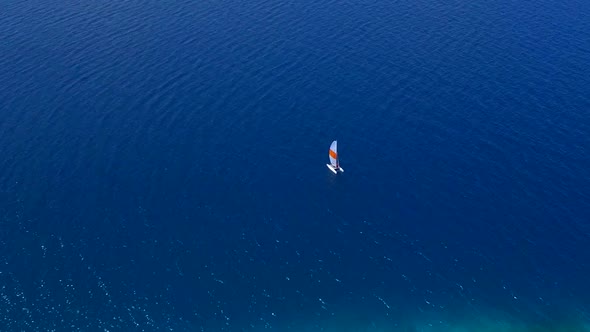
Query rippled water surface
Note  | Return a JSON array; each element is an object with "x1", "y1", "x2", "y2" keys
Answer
[{"x1": 1, "y1": 0, "x2": 590, "y2": 330}]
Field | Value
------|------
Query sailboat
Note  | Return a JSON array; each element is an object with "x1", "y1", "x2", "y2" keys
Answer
[{"x1": 327, "y1": 140, "x2": 344, "y2": 174}]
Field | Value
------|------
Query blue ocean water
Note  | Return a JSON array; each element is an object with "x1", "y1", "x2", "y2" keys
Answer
[{"x1": 1, "y1": 0, "x2": 590, "y2": 330}]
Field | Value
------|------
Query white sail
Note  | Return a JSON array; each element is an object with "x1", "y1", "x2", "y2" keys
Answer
[{"x1": 329, "y1": 140, "x2": 338, "y2": 167}]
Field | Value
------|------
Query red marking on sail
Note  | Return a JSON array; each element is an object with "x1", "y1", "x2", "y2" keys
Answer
[{"x1": 329, "y1": 149, "x2": 338, "y2": 159}]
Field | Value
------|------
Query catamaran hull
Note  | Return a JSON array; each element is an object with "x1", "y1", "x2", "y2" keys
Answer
[{"x1": 327, "y1": 164, "x2": 344, "y2": 174}]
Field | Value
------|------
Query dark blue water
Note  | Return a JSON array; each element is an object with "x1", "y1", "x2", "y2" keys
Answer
[{"x1": 1, "y1": 0, "x2": 590, "y2": 330}]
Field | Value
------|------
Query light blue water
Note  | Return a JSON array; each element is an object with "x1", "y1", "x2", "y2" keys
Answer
[{"x1": 1, "y1": 0, "x2": 589, "y2": 330}]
